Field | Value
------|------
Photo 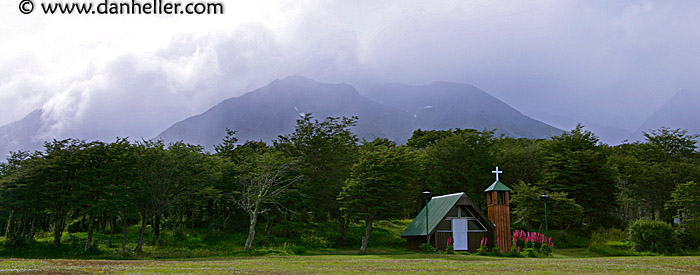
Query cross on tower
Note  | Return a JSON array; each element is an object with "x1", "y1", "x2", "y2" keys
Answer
[{"x1": 492, "y1": 166, "x2": 502, "y2": 182}]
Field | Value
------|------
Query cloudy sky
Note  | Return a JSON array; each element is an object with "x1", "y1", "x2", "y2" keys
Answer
[{"x1": 2, "y1": 0, "x2": 700, "y2": 142}]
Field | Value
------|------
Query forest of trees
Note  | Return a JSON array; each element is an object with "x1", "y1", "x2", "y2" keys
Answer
[{"x1": 1, "y1": 115, "x2": 699, "y2": 253}]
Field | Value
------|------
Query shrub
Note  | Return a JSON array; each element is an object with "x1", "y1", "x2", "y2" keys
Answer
[
  {"x1": 173, "y1": 225, "x2": 188, "y2": 242},
  {"x1": 252, "y1": 242, "x2": 307, "y2": 255},
  {"x1": 549, "y1": 230, "x2": 588, "y2": 248},
  {"x1": 476, "y1": 237, "x2": 489, "y2": 255},
  {"x1": 65, "y1": 233, "x2": 85, "y2": 249},
  {"x1": 3, "y1": 236, "x2": 31, "y2": 250},
  {"x1": 66, "y1": 220, "x2": 86, "y2": 233},
  {"x1": 299, "y1": 232, "x2": 331, "y2": 248},
  {"x1": 250, "y1": 247, "x2": 290, "y2": 256},
  {"x1": 476, "y1": 245, "x2": 488, "y2": 255},
  {"x1": 676, "y1": 224, "x2": 700, "y2": 251},
  {"x1": 203, "y1": 224, "x2": 224, "y2": 243},
  {"x1": 490, "y1": 246, "x2": 502, "y2": 256},
  {"x1": 628, "y1": 219, "x2": 677, "y2": 254},
  {"x1": 417, "y1": 243, "x2": 435, "y2": 253},
  {"x1": 506, "y1": 246, "x2": 522, "y2": 257},
  {"x1": 589, "y1": 241, "x2": 633, "y2": 256},
  {"x1": 512, "y1": 230, "x2": 553, "y2": 253},
  {"x1": 525, "y1": 247, "x2": 536, "y2": 257},
  {"x1": 588, "y1": 227, "x2": 638, "y2": 256},
  {"x1": 290, "y1": 244, "x2": 307, "y2": 255},
  {"x1": 445, "y1": 237, "x2": 454, "y2": 254},
  {"x1": 590, "y1": 227, "x2": 627, "y2": 245}
]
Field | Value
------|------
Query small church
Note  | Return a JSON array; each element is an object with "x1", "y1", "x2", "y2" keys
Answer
[{"x1": 401, "y1": 167, "x2": 512, "y2": 252}]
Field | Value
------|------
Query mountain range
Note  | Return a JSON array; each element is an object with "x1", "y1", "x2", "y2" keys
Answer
[
  {"x1": 156, "y1": 76, "x2": 562, "y2": 149},
  {"x1": 0, "y1": 109, "x2": 51, "y2": 157},
  {"x1": 5, "y1": 76, "x2": 695, "y2": 157},
  {"x1": 632, "y1": 89, "x2": 700, "y2": 139}
]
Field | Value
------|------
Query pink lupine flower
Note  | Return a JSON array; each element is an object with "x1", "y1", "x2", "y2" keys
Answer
[{"x1": 480, "y1": 237, "x2": 488, "y2": 247}]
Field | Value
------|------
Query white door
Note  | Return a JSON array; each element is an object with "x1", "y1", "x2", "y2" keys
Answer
[{"x1": 452, "y1": 219, "x2": 468, "y2": 251}]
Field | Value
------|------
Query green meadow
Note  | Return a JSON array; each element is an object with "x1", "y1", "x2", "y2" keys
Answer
[
  {"x1": 2, "y1": 253, "x2": 699, "y2": 274},
  {"x1": 1, "y1": 220, "x2": 699, "y2": 274}
]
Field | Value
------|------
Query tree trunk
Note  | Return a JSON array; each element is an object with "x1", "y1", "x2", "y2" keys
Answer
[
  {"x1": 340, "y1": 216, "x2": 349, "y2": 242},
  {"x1": 108, "y1": 216, "x2": 115, "y2": 248},
  {"x1": 19, "y1": 216, "x2": 27, "y2": 237},
  {"x1": 152, "y1": 214, "x2": 160, "y2": 245},
  {"x1": 222, "y1": 213, "x2": 231, "y2": 229},
  {"x1": 84, "y1": 216, "x2": 94, "y2": 252},
  {"x1": 190, "y1": 210, "x2": 195, "y2": 229},
  {"x1": 360, "y1": 219, "x2": 373, "y2": 254},
  {"x1": 121, "y1": 216, "x2": 128, "y2": 252},
  {"x1": 81, "y1": 212, "x2": 86, "y2": 229},
  {"x1": 27, "y1": 214, "x2": 37, "y2": 241},
  {"x1": 19, "y1": 217, "x2": 26, "y2": 237},
  {"x1": 53, "y1": 213, "x2": 66, "y2": 245},
  {"x1": 134, "y1": 212, "x2": 148, "y2": 252},
  {"x1": 5, "y1": 210, "x2": 13, "y2": 238},
  {"x1": 244, "y1": 212, "x2": 258, "y2": 252},
  {"x1": 265, "y1": 216, "x2": 273, "y2": 238},
  {"x1": 207, "y1": 200, "x2": 214, "y2": 222}
]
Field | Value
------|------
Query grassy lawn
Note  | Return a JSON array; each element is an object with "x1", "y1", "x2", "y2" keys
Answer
[
  {"x1": 1, "y1": 254, "x2": 699, "y2": 274},
  {"x1": 2, "y1": 221, "x2": 698, "y2": 274}
]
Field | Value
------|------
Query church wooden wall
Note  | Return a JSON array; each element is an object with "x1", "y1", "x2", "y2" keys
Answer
[{"x1": 407, "y1": 232, "x2": 492, "y2": 253}]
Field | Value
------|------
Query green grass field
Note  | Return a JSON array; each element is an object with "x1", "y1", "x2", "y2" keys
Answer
[
  {"x1": 2, "y1": 221, "x2": 699, "y2": 274},
  {"x1": 1, "y1": 252, "x2": 699, "y2": 274}
]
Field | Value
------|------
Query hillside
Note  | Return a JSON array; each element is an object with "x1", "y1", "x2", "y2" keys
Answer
[
  {"x1": 364, "y1": 82, "x2": 563, "y2": 139},
  {"x1": 634, "y1": 89, "x2": 700, "y2": 139},
  {"x1": 158, "y1": 76, "x2": 562, "y2": 149}
]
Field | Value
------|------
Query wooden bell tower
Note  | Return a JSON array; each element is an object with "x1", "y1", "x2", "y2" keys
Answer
[{"x1": 485, "y1": 167, "x2": 512, "y2": 252}]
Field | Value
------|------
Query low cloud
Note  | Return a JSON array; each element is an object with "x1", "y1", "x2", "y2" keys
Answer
[{"x1": 3, "y1": 1, "x2": 700, "y2": 144}]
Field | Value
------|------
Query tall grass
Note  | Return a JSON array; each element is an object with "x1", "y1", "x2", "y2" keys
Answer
[{"x1": 0, "y1": 219, "x2": 411, "y2": 259}]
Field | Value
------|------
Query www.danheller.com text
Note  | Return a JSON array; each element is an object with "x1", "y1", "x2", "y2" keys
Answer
[{"x1": 37, "y1": 0, "x2": 224, "y2": 15}]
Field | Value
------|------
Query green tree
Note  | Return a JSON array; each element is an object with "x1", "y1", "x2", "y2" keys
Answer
[
  {"x1": 666, "y1": 182, "x2": 700, "y2": 250},
  {"x1": 132, "y1": 140, "x2": 173, "y2": 252},
  {"x1": 612, "y1": 128, "x2": 700, "y2": 222},
  {"x1": 612, "y1": 142, "x2": 675, "y2": 221},
  {"x1": 214, "y1": 128, "x2": 238, "y2": 160},
  {"x1": 422, "y1": 129, "x2": 496, "y2": 208},
  {"x1": 275, "y1": 115, "x2": 359, "y2": 221},
  {"x1": 338, "y1": 144, "x2": 419, "y2": 253},
  {"x1": 406, "y1": 129, "x2": 454, "y2": 149},
  {"x1": 0, "y1": 150, "x2": 47, "y2": 241},
  {"x1": 42, "y1": 139, "x2": 88, "y2": 245},
  {"x1": 628, "y1": 219, "x2": 677, "y2": 254},
  {"x1": 228, "y1": 151, "x2": 299, "y2": 252},
  {"x1": 510, "y1": 181, "x2": 583, "y2": 230},
  {"x1": 71, "y1": 141, "x2": 109, "y2": 251},
  {"x1": 666, "y1": 181, "x2": 700, "y2": 224},
  {"x1": 540, "y1": 124, "x2": 618, "y2": 227},
  {"x1": 102, "y1": 138, "x2": 139, "y2": 252},
  {"x1": 494, "y1": 137, "x2": 544, "y2": 185},
  {"x1": 643, "y1": 127, "x2": 699, "y2": 159}
]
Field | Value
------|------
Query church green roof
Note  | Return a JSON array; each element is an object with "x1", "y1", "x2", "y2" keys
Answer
[
  {"x1": 401, "y1": 193, "x2": 463, "y2": 237},
  {"x1": 484, "y1": 180, "x2": 512, "y2": 192}
]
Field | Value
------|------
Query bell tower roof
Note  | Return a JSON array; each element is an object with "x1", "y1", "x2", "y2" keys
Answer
[
  {"x1": 485, "y1": 167, "x2": 511, "y2": 192},
  {"x1": 484, "y1": 180, "x2": 512, "y2": 192}
]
